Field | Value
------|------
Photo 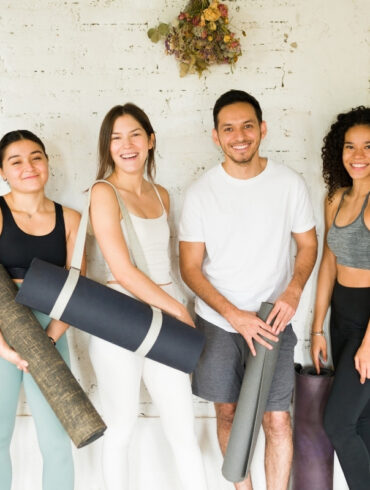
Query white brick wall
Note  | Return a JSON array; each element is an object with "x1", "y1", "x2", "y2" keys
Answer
[{"x1": 1, "y1": 0, "x2": 368, "y2": 488}]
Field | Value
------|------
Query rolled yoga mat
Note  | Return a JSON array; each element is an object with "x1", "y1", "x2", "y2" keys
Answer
[
  {"x1": 0, "y1": 264, "x2": 106, "y2": 448},
  {"x1": 16, "y1": 180, "x2": 205, "y2": 374},
  {"x1": 222, "y1": 302, "x2": 282, "y2": 483},
  {"x1": 292, "y1": 364, "x2": 334, "y2": 490}
]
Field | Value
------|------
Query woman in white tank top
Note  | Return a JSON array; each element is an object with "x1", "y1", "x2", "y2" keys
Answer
[{"x1": 88, "y1": 103, "x2": 208, "y2": 490}]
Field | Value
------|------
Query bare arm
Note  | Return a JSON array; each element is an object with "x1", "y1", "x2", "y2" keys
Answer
[
  {"x1": 310, "y1": 195, "x2": 338, "y2": 373},
  {"x1": 90, "y1": 183, "x2": 193, "y2": 326},
  {"x1": 179, "y1": 241, "x2": 278, "y2": 356},
  {"x1": 45, "y1": 206, "x2": 84, "y2": 342},
  {"x1": 267, "y1": 227, "x2": 318, "y2": 333}
]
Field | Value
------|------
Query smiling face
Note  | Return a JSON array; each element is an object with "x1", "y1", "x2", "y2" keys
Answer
[
  {"x1": 342, "y1": 124, "x2": 370, "y2": 182},
  {"x1": 110, "y1": 114, "x2": 154, "y2": 177},
  {"x1": 0, "y1": 139, "x2": 49, "y2": 193},
  {"x1": 212, "y1": 102, "x2": 267, "y2": 168}
]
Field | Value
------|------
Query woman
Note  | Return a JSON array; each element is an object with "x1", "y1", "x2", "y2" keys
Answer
[
  {"x1": 89, "y1": 103, "x2": 208, "y2": 490},
  {"x1": 0, "y1": 130, "x2": 81, "y2": 490},
  {"x1": 311, "y1": 106, "x2": 370, "y2": 489}
]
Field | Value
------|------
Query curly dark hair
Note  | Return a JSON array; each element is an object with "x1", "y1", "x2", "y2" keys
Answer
[{"x1": 322, "y1": 106, "x2": 370, "y2": 200}]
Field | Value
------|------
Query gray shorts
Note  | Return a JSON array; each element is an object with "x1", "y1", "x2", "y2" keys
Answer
[{"x1": 192, "y1": 315, "x2": 298, "y2": 411}]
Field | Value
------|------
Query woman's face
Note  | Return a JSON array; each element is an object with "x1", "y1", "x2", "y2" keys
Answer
[
  {"x1": 110, "y1": 115, "x2": 154, "y2": 176},
  {"x1": 0, "y1": 139, "x2": 49, "y2": 193},
  {"x1": 342, "y1": 124, "x2": 370, "y2": 181}
]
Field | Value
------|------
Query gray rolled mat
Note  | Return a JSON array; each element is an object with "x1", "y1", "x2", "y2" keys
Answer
[
  {"x1": 0, "y1": 264, "x2": 106, "y2": 448},
  {"x1": 292, "y1": 364, "x2": 334, "y2": 490},
  {"x1": 222, "y1": 302, "x2": 281, "y2": 483}
]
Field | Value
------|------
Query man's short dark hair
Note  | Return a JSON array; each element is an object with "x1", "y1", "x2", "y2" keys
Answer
[{"x1": 213, "y1": 90, "x2": 263, "y2": 128}]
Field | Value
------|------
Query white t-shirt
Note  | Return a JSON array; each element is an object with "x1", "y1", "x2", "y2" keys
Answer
[{"x1": 179, "y1": 160, "x2": 315, "y2": 332}]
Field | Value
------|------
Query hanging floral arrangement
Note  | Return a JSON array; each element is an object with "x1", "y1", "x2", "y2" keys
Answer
[{"x1": 148, "y1": 0, "x2": 245, "y2": 77}]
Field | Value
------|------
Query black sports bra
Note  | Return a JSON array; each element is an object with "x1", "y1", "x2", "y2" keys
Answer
[{"x1": 0, "y1": 196, "x2": 67, "y2": 279}]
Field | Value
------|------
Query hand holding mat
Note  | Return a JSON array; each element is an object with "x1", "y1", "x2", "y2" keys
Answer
[
  {"x1": 222, "y1": 302, "x2": 282, "y2": 483},
  {"x1": 16, "y1": 181, "x2": 205, "y2": 373},
  {"x1": 0, "y1": 264, "x2": 106, "y2": 448}
]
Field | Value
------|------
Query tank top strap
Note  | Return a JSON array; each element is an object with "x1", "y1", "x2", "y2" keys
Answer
[
  {"x1": 360, "y1": 191, "x2": 370, "y2": 215},
  {"x1": 54, "y1": 201, "x2": 66, "y2": 235},
  {"x1": 333, "y1": 189, "x2": 349, "y2": 225},
  {"x1": 0, "y1": 195, "x2": 17, "y2": 228},
  {"x1": 151, "y1": 183, "x2": 166, "y2": 213}
]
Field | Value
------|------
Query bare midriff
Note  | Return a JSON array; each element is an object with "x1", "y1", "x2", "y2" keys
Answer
[{"x1": 337, "y1": 265, "x2": 370, "y2": 288}]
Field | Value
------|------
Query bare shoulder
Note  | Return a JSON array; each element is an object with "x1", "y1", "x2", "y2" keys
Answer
[
  {"x1": 325, "y1": 187, "x2": 348, "y2": 210},
  {"x1": 62, "y1": 205, "x2": 81, "y2": 234},
  {"x1": 324, "y1": 187, "x2": 348, "y2": 226},
  {"x1": 91, "y1": 181, "x2": 116, "y2": 200},
  {"x1": 154, "y1": 183, "x2": 170, "y2": 212}
]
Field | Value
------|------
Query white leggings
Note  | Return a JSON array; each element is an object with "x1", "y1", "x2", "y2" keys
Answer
[{"x1": 89, "y1": 334, "x2": 208, "y2": 490}]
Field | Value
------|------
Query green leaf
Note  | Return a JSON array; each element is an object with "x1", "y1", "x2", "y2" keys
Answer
[
  {"x1": 148, "y1": 28, "x2": 161, "y2": 43},
  {"x1": 158, "y1": 23, "x2": 170, "y2": 36}
]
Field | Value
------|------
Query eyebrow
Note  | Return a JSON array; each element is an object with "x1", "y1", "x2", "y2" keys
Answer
[
  {"x1": 111, "y1": 127, "x2": 143, "y2": 135},
  {"x1": 8, "y1": 150, "x2": 43, "y2": 160},
  {"x1": 344, "y1": 140, "x2": 370, "y2": 144},
  {"x1": 220, "y1": 119, "x2": 255, "y2": 128}
]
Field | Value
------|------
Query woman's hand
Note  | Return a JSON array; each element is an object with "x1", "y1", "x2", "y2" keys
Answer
[
  {"x1": 0, "y1": 342, "x2": 29, "y2": 372},
  {"x1": 310, "y1": 334, "x2": 327, "y2": 374},
  {"x1": 354, "y1": 342, "x2": 370, "y2": 384}
]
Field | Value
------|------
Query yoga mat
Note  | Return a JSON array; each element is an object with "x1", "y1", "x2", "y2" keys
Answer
[
  {"x1": 292, "y1": 364, "x2": 334, "y2": 490},
  {"x1": 222, "y1": 302, "x2": 282, "y2": 483},
  {"x1": 16, "y1": 180, "x2": 205, "y2": 374},
  {"x1": 0, "y1": 264, "x2": 106, "y2": 448}
]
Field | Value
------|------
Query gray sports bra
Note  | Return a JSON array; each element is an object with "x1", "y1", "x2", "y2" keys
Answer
[{"x1": 327, "y1": 190, "x2": 370, "y2": 270}]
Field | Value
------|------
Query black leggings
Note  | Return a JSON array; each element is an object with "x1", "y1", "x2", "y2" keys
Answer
[{"x1": 323, "y1": 282, "x2": 370, "y2": 490}]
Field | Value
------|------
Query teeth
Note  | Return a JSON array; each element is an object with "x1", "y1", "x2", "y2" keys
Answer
[
  {"x1": 233, "y1": 144, "x2": 249, "y2": 150},
  {"x1": 351, "y1": 163, "x2": 367, "y2": 168},
  {"x1": 121, "y1": 153, "x2": 137, "y2": 159}
]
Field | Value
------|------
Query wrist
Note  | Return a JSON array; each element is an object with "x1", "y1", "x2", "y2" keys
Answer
[
  {"x1": 48, "y1": 336, "x2": 56, "y2": 346},
  {"x1": 287, "y1": 281, "x2": 303, "y2": 298},
  {"x1": 222, "y1": 303, "x2": 240, "y2": 326}
]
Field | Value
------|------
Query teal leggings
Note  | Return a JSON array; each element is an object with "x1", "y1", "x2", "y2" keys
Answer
[{"x1": 0, "y1": 309, "x2": 74, "y2": 490}]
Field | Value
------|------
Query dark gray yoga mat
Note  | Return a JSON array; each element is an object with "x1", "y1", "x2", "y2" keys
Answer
[
  {"x1": 15, "y1": 180, "x2": 205, "y2": 374},
  {"x1": 222, "y1": 302, "x2": 281, "y2": 483},
  {"x1": 16, "y1": 258, "x2": 205, "y2": 373},
  {"x1": 0, "y1": 264, "x2": 106, "y2": 448}
]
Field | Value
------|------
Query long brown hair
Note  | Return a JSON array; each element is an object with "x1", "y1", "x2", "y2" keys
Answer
[{"x1": 97, "y1": 103, "x2": 156, "y2": 181}]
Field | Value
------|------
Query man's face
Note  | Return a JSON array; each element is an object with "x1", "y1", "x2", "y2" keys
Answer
[{"x1": 212, "y1": 102, "x2": 266, "y2": 166}]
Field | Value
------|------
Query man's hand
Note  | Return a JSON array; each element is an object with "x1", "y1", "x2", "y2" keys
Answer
[
  {"x1": 227, "y1": 309, "x2": 279, "y2": 356},
  {"x1": 266, "y1": 285, "x2": 302, "y2": 334}
]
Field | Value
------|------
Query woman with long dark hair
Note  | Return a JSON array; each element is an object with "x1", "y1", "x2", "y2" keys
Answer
[
  {"x1": 89, "y1": 103, "x2": 207, "y2": 489},
  {"x1": 0, "y1": 130, "x2": 81, "y2": 489},
  {"x1": 311, "y1": 106, "x2": 370, "y2": 489}
]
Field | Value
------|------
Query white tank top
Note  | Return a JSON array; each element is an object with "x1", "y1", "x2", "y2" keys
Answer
[{"x1": 106, "y1": 185, "x2": 172, "y2": 286}]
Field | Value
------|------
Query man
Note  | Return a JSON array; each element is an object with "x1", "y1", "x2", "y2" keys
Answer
[{"x1": 179, "y1": 89, "x2": 317, "y2": 490}]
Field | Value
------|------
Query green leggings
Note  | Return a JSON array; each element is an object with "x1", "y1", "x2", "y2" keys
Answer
[{"x1": 0, "y1": 309, "x2": 74, "y2": 490}]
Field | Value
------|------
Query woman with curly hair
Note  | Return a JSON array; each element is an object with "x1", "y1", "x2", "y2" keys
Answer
[{"x1": 311, "y1": 106, "x2": 370, "y2": 489}]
